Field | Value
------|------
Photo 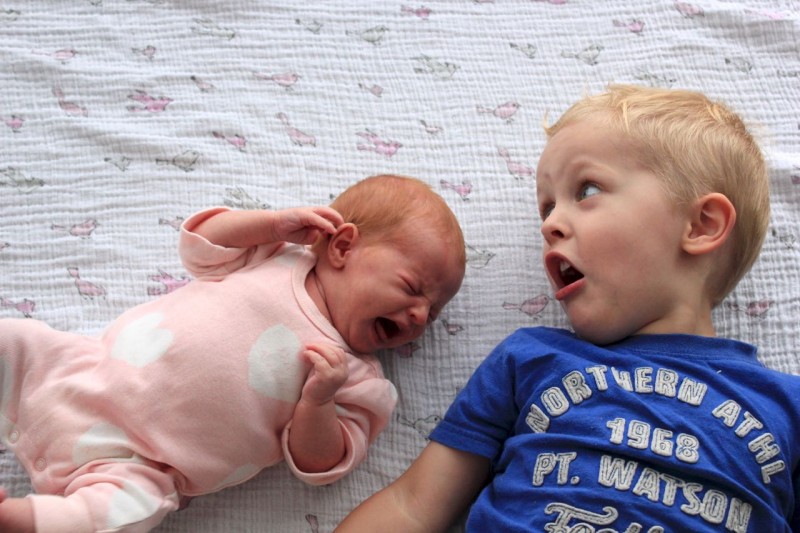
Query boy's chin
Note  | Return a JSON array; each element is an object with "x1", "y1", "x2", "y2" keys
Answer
[{"x1": 571, "y1": 321, "x2": 630, "y2": 346}]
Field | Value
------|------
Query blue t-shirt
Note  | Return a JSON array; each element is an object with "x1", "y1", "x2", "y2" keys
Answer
[{"x1": 430, "y1": 327, "x2": 800, "y2": 532}]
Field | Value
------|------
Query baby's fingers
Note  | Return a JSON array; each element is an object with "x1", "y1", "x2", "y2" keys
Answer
[
  {"x1": 311, "y1": 206, "x2": 345, "y2": 232},
  {"x1": 304, "y1": 343, "x2": 347, "y2": 369}
]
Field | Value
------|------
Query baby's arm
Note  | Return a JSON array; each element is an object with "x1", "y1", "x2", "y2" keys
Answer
[
  {"x1": 192, "y1": 206, "x2": 344, "y2": 248},
  {"x1": 0, "y1": 490, "x2": 34, "y2": 533},
  {"x1": 335, "y1": 441, "x2": 490, "y2": 532},
  {"x1": 288, "y1": 343, "x2": 350, "y2": 473}
]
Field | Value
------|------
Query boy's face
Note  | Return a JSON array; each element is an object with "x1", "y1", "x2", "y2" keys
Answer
[
  {"x1": 327, "y1": 219, "x2": 464, "y2": 354},
  {"x1": 536, "y1": 119, "x2": 691, "y2": 345}
]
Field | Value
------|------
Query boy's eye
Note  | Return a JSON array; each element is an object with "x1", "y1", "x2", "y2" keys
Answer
[
  {"x1": 578, "y1": 183, "x2": 601, "y2": 200},
  {"x1": 539, "y1": 203, "x2": 554, "y2": 220}
]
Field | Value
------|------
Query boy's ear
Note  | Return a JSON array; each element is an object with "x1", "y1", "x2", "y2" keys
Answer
[
  {"x1": 326, "y1": 222, "x2": 359, "y2": 268},
  {"x1": 682, "y1": 193, "x2": 736, "y2": 255}
]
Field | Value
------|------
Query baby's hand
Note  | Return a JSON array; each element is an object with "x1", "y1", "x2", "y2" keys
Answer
[
  {"x1": 300, "y1": 343, "x2": 349, "y2": 404},
  {"x1": 273, "y1": 207, "x2": 344, "y2": 245},
  {"x1": 0, "y1": 488, "x2": 35, "y2": 532}
]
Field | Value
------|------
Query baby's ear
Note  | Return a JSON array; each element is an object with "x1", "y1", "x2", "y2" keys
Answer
[
  {"x1": 682, "y1": 193, "x2": 736, "y2": 255},
  {"x1": 326, "y1": 223, "x2": 359, "y2": 268}
]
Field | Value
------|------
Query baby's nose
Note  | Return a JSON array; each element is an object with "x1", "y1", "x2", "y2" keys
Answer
[{"x1": 408, "y1": 302, "x2": 430, "y2": 326}]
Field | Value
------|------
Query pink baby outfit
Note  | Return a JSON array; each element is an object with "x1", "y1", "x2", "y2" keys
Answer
[{"x1": 0, "y1": 207, "x2": 398, "y2": 532}]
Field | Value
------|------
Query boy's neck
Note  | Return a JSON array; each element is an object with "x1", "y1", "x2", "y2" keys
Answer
[{"x1": 635, "y1": 305, "x2": 717, "y2": 338}]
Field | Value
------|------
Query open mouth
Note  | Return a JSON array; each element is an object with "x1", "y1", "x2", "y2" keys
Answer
[
  {"x1": 559, "y1": 260, "x2": 584, "y2": 287},
  {"x1": 377, "y1": 317, "x2": 400, "y2": 340},
  {"x1": 546, "y1": 254, "x2": 584, "y2": 290}
]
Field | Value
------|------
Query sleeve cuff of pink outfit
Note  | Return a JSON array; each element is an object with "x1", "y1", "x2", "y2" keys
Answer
[
  {"x1": 29, "y1": 494, "x2": 93, "y2": 533},
  {"x1": 281, "y1": 420, "x2": 362, "y2": 486}
]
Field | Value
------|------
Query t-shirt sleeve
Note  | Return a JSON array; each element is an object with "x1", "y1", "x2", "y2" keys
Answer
[
  {"x1": 792, "y1": 467, "x2": 800, "y2": 531},
  {"x1": 430, "y1": 334, "x2": 520, "y2": 462},
  {"x1": 178, "y1": 207, "x2": 284, "y2": 279},
  {"x1": 281, "y1": 361, "x2": 398, "y2": 486}
]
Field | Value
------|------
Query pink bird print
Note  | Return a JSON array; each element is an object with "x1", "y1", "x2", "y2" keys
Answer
[
  {"x1": 503, "y1": 294, "x2": 550, "y2": 317},
  {"x1": 674, "y1": 1, "x2": 704, "y2": 18},
  {"x1": 1, "y1": 297, "x2": 35, "y2": 318},
  {"x1": 356, "y1": 130, "x2": 402, "y2": 158},
  {"x1": 1, "y1": 115, "x2": 24, "y2": 132},
  {"x1": 497, "y1": 148, "x2": 534, "y2": 179},
  {"x1": 440, "y1": 319, "x2": 464, "y2": 335},
  {"x1": 32, "y1": 48, "x2": 77, "y2": 63},
  {"x1": 67, "y1": 267, "x2": 106, "y2": 299},
  {"x1": 394, "y1": 342, "x2": 421, "y2": 358},
  {"x1": 305, "y1": 514, "x2": 319, "y2": 533},
  {"x1": 212, "y1": 131, "x2": 248, "y2": 151},
  {"x1": 148, "y1": 269, "x2": 191, "y2": 296},
  {"x1": 127, "y1": 90, "x2": 172, "y2": 113},
  {"x1": 253, "y1": 71, "x2": 300, "y2": 90},
  {"x1": 51, "y1": 218, "x2": 98, "y2": 238},
  {"x1": 727, "y1": 299, "x2": 773, "y2": 318},
  {"x1": 744, "y1": 8, "x2": 790, "y2": 21},
  {"x1": 440, "y1": 179, "x2": 472, "y2": 200},
  {"x1": 0, "y1": 241, "x2": 9, "y2": 251},
  {"x1": 400, "y1": 5, "x2": 432, "y2": 19},
  {"x1": 52, "y1": 87, "x2": 88, "y2": 117},
  {"x1": 477, "y1": 101, "x2": 520, "y2": 123},
  {"x1": 613, "y1": 18, "x2": 645, "y2": 34},
  {"x1": 275, "y1": 113, "x2": 317, "y2": 147}
]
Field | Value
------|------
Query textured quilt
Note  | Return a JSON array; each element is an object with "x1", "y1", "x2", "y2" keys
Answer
[{"x1": 1, "y1": 1, "x2": 798, "y2": 531}]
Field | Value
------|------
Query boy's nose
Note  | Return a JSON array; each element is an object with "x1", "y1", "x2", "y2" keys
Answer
[{"x1": 540, "y1": 210, "x2": 567, "y2": 243}]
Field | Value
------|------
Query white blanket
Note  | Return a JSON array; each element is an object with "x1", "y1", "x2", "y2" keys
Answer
[{"x1": 1, "y1": 1, "x2": 798, "y2": 531}]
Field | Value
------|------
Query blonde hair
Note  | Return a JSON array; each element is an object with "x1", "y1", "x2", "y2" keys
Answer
[
  {"x1": 545, "y1": 84, "x2": 770, "y2": 305},
  {"x1": 314, "y1": 174, "x2": 466, "y2": 268}
]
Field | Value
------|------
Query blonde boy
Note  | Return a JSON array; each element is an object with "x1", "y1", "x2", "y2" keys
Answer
[{"x1": 337, "y1": 87, "x2": 800, "y2": 532}]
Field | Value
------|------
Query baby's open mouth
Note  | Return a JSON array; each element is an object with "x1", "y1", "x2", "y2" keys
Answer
[{"x1": 377, "y1": 317, "x2": 400, "y2": 339}]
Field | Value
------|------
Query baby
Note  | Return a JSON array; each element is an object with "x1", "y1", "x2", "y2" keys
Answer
[{"x1": 0, "y1": 174, "x2": 466, "y2": 532}]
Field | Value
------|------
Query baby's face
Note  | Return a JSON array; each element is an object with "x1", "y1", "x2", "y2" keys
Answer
[
  {"x1": 536, "y1": 119, "x2": 690, "y2": 344},
  {"x1": 327, "y1": 223, "x2": 464, "y2": 354}
]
